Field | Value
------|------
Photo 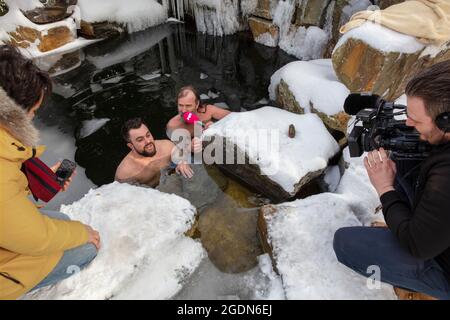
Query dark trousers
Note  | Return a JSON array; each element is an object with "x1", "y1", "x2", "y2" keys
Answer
[{"x1": 333, "y1": 227, "x2": 450, "y2": 300}]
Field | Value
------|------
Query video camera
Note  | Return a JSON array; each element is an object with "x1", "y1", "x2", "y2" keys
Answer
[{"x1": 345, "y1": 93, "x2": 432, "y2": 161}]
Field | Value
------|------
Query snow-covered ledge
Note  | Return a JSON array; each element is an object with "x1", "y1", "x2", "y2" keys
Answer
[
  {"x1": 202, "y1": 107, "x2": 340, "y2": 202},
  {"x1": 24, "y1": 182, "x2": 205, "y2": 300},
  {"x1": 78, "y1": 0, "x2": 168, "y2": 34}
]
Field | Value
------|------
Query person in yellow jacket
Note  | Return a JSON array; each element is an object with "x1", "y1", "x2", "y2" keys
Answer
[{"x1": 0, "y1": 45, "x2": 101, "y2": 300}]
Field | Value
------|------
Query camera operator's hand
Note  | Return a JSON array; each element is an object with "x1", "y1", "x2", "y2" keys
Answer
[
  {"x1": 364, "y1": 148, "x2": 396, "y2": 197},
  {"x1": 50, "y1": 161, "x2": 77, "y2": 192}
]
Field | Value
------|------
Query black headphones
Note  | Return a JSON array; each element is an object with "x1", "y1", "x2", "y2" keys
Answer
[{"x1": 435, "y1": 112, "x2": 450, "y2": 132}]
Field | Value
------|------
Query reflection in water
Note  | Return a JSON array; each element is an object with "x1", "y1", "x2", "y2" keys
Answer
[{"x1": 35, "y1": 23, "x2": 295, "y2": 286}]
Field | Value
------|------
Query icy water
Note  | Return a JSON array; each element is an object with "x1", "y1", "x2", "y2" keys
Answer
[{"x1": 35, "y1": 22, "x2": 296, "y2": 299}]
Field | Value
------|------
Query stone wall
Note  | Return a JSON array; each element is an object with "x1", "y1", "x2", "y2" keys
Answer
[{"x1": 248, "y1": 0, "x2": 375, "y2": 59}]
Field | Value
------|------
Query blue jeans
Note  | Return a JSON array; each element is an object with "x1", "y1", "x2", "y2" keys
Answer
[
  {"x1": 30, "y1": 210, "x2": 97, "y2": 291},
  {"x1": 333, "y1": 226, "x2": 450, "y2": 300}
]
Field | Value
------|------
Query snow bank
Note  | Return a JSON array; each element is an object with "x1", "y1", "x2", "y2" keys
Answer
[
  {"x1": 335, "y1": 21, "x2": 425, "y2": 54},
  {"x1": 25, "y1": 182, "x2": 205, "y2": 299},
  {"x1": 264, "y1": 191, "x2": 395, "y2": 299},
  {"x1": 203, "y1": 107, "x2": 340, "y2": 194},
  {"x1": 269, "y1": 59, "x2": 350, "y2": 115},
  {"x1": 78, "y1": 0, "x2": 168, "y2": 33}
]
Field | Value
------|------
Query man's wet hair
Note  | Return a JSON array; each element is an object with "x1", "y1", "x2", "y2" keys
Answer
[
  {"x1": 122, "y1": 117, "x2": 148, "y2": 142},
  {"x1": 177, "y1": 85, "x2": 206, "y2": 113},
  {"x1": 0, "y1": 45, "x2": 52, "y2": 111},
  {"x1": 406, "y1": 59, "x2": 450, "y2": 121}
]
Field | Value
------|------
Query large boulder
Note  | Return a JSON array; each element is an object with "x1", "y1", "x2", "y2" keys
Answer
[
  {"x1": 269, "y1": 59, "x2": 350, "y2": 145},
  {"x1": 202, "y1": 107, "x2": 340, "y2": 202},
  {"x1": 332, "y1": 22, "x2": 450, "y2": 101},
  {"x1": 256, "y1": 149, "x2": 393, "y2": 298},
  {"x1": 257, "y1": 193, "x2": 396, "y2": 299}
]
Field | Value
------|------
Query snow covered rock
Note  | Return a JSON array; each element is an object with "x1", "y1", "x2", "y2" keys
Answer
[
  {"x1": 252, "y1": 0, "x2": 276, "y2": 20},
  {"x1": 202, "y1": 107, "x2": 340, "y2": 202},
  {"x1": 257, "y1": 151, "x2": 394, "y2": 299},
  {"x1": 257, "y1": 193, "x2": 396, "y2": 299},
  {"x1": 332, "y1": 21, "x2": 450, "y2": 101},
  {"x1": 0, "y1": 1, "x2": 78, "y2": 53},
  {"x1": 269, "y1": 59, "x2": 350, "y2": 145},
  {"x1": 248, "y1": 16, "x2": 279, "y2": 47},
  {"x1": 247, "y1": 0, "x2": 373, "y2": 59},
  {"x1": 323, "y1": 0, "x2": 373, "y2": 57},
  {"x1": 24, "y1": 182, "x2": 205, "y2": 300},
  {"x1": 22, "y1": 0, "x2": 77, "y2": 25},
  {"x1": 77, "y1": 0, "x2": 167, "y2": 34}
]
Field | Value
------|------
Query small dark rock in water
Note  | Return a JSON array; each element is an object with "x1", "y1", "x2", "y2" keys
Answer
[{"x1": 288, "y1": 124, "x2": 295, "y2": 138}]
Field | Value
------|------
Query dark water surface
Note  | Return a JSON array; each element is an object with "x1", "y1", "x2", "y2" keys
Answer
[{"x1": 37, "y1": 22, "x2": 296, "y2": 186}]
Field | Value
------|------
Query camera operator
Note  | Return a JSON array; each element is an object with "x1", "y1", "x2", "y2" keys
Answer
[
  {"x1": 333, "y1": 60, "x2": 450, "y2": 299},
  {"x1": 0, "y1": 45, "x2": 100, "y2": 299}
]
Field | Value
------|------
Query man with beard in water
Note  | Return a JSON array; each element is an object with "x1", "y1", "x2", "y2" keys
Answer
[{"x1": 115, "y1": 118, "x2": 193, "y2": 187}]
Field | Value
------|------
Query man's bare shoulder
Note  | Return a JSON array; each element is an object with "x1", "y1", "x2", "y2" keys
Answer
[
  {"x1": 156, "y1": 139, "x2": 175, "y2": 153},
  {"x1": 115, "y1": 154, "x2": 137, "y2": 182},
  {"x1": 207, "y1": 104, "x2": 231, "y2": 119},
  {"x1": 167, "y1": 115, "x2": 182, "y2": 129}
]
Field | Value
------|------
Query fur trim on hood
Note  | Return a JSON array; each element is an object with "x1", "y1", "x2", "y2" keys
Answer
[{"x1": 0, "y1": 87, "x2": 39, "y2": 146}]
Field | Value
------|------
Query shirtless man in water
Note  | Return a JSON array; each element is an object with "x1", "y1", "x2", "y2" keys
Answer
[
  {"x1": 166, "y1": 86, "x2": 231, "y2": 152},
  {"x1": 115, "y1": 118, "x2": 193, "y2": 187}
]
